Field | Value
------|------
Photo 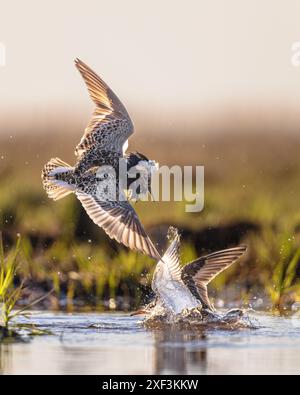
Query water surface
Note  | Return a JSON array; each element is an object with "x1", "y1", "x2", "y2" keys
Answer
[{"x1": 1, "y1": 311, "x2": 300, "y2": 374}]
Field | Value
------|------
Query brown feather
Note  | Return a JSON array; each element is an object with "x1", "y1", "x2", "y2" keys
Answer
[
  {"x1": 181, "y1": 246, "x2": 247, "y2": 310},
  {"x1": 76, "y1": 191, "x2": 160, "y2": 260}
]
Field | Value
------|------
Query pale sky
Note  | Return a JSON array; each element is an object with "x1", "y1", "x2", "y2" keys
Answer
[{"x1": 1, "y1": 0, "x2": 300, "y2": 132}]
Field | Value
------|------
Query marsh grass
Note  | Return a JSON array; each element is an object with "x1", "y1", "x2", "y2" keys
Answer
[
  {"x1": 0, "y1": 234, "x2": 53, "y2": 339},
  {"x1": 1, "y1": 181, "x2": 300, "y2": 311},
  {"x1": 267, "y1": 236, "x2": 300, "y2": 310},
  {"x1": 0, "y1": 233, "x2": 23, "y2": 335}
]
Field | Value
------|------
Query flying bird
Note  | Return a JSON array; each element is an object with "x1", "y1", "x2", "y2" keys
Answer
[
  {"x1": 42, "y1": 59, "x2": 160, "y2": 260},
  {"x1": 134, "y1": 228, "x2": 247, "y2": 317}
]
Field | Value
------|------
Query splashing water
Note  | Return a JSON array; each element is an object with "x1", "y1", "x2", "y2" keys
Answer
[
  {"x1": 143, "y1": 306, "x2": 257, "y2": 330},
  {"x1": 3, "y1": 311, "x2": 300, "y2": 374}
]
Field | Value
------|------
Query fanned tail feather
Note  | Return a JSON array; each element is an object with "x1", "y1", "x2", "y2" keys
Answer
[{"x1": 41, "y1": 158, "x2": 75, "y2": 201}]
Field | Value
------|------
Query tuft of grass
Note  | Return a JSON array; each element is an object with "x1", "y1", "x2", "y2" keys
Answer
[
  {"x1": 0, "y1": 233, "x2": 22, "y2": 336},
  {"x1": 267, "y1": 234, "x2": 300, "y2": 310},
  {"x1": 0, "y1": 233, "x2": 53, "y2": 339}
]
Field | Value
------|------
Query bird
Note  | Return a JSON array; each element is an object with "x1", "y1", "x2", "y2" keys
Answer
[
  {"x1": 133, "y1": 227, "x2": 247, "y2": 318},
  {"x1": 41, "y1": 59, "x2": 160, "y2": 260}
]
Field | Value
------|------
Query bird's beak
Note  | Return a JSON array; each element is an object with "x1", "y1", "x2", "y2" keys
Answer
[{"x1": 130, "y1": 309, "x2": 147, "y2": 316}]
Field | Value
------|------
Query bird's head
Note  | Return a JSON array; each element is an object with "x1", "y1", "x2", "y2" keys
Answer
[{"x1": 126, "y1": 152, "x2": 159, "y2": 199}]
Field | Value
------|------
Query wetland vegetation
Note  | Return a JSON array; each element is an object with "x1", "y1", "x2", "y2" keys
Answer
[{"x1": 1, "y1": 130, "x2": 300, "y2": 316}]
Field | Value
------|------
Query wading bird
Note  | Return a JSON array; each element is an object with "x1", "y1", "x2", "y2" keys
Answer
[
  {"x1": 134, "y1": 228, "x2": 247, "y2": 318},
  {"x1": 42, "y1": 59, "x2": 159, "y2": 259}
]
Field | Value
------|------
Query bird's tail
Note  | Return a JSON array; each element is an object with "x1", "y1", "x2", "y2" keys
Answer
[{"x1": 41, "y1": 157, "x2": 76, "y2": 201}]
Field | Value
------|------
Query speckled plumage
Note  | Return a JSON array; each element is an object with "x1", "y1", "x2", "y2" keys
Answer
[
  {"x1": 41, "y1": 59, "x2": 160, "y2": 260},
  {"x1": 149, "y1": 228, "x2": 247, "y2": 315}
]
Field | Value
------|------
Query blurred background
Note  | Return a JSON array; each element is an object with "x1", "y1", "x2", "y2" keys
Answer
[{"x1": 1, "y1": 0, "x2": 300, "y2": 312}]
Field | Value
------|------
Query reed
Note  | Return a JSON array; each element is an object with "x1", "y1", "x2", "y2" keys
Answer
[{"x1": 0, "y1": 233, "x2": 22, "y2": 336}]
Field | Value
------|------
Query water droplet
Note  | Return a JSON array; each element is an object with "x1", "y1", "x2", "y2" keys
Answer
[{"x1": 109, "y1": 298, "x2": 116, "y2": 310}]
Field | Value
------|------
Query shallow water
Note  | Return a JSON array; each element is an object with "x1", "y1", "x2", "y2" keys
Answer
[{"x1": 1, "y1": 311, "x2": 300, "y2": 374}]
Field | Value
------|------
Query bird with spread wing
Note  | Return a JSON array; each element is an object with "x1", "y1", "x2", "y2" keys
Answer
[
  {"x1": 133, "y1": 227, "x2": 247, "y2": 317},
  {"x1": 42, "y1": 59, "x2": 160, "y2": 260}
]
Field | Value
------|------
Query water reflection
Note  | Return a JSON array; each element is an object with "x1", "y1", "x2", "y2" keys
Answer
[
  {"x1": 0, "y1": 344, "x2": 12, "y2": 374},
  {"x1": 153, "y1": 329, "x2": 207, "y2": 375},
  {"x1": 1, "y1": 312, "x2": 300, "y2": 374}
]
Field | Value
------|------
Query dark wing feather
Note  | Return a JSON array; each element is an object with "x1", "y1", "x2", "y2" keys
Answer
[
  {"x1": 74, "y1": 59, "x2": 133, "y2": 157},
  {"x1": 181, "y1": 246, "x2": 247, "y2": 310},
  {"x1": 76, "y1": 191, "x2": 160, "y2": 260}
]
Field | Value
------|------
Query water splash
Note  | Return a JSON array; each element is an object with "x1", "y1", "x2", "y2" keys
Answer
[{"x1": 143, "y1": 306, "x2": 258, "y2": 330}]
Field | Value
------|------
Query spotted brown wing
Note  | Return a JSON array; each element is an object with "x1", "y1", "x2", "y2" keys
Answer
[
  {"x1": 74, "y1": 59, "x2": 133, "y2": 158},
  {"x1": 181, "y1": 246, "x2": 247, "y2": 310},
  {"x1": 76, "y1": 191, "x2": 160, "y2": 260}
]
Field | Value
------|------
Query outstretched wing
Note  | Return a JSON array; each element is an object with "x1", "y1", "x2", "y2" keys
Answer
[
  {"x1": 151, "y1": 228, "x2": 182, "y2": 293},
  {"x1": 181, "y1": 246, "x2": 247, "y2": 310},
  {"x1": 160, "y1": 229, "x2": 182, "y2": 281},
  {"x1": 75, "y1": 59, "x2": 134, "y2": 157},
  {"x1": 76, "y1": 191, "x2": 160, "y2": 260}
]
